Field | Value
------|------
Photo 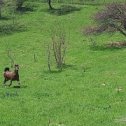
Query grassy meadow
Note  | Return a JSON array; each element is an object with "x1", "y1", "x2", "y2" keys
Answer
[{"x1": 0, "y1": 1, "x2": 126, "y2": 126}]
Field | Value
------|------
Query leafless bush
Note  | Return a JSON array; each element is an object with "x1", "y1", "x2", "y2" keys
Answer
[
  {"x1": 7, "y1": 49, "x2": 15, "y2": 68},
  {"x1": 47, "y1": 24, "x2": 68, "y2": 71},
  {"x1": 84, "y1": 2, "x2": 126, "y2": 37}
]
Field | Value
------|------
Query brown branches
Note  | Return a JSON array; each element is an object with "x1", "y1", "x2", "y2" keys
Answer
[
  {"x1": 7, "y1": 49, "x2": 15, "y2": 68},
  {"x1": 47, "y1": 24, "x2": 68, "y2": 72},
  {"x1": 85, "y1": 3, "x2": 126, "y2": 37}
]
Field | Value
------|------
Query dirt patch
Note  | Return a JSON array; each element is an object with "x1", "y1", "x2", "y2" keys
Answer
[{"x1": 106, "y1": 42, "x2": 126, "y2": 48}]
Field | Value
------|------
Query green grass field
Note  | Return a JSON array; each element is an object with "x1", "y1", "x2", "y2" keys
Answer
[{"x1": 0, "y1": 1, "x2": 126, "y2": 126}]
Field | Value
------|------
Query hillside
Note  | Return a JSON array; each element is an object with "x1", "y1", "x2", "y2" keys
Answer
[{"x1": 0, "y1": 1, "x2": 126, "y2": 126}]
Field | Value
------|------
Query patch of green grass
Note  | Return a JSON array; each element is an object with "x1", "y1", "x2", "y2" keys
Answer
[{"x1": 0, "y1": 2, "x2": 126, "y2": 126}]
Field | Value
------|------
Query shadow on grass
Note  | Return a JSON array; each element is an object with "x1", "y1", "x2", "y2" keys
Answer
[
  {"x1": 0, "y1": 23, "x2": 27, "y2": 35},
  {"x1": 45, "y1": 70, "x2": 62, "y2": 74},
  {"x1": 45, "y1": 64, "x2": 76, "y2": 74},
  {"x1": 0, "y1": 16, "x2": 10, "y2": 20},
  {"x1": 62, "y1": 64, "x2": 75, "y2": 69},
  {"x1": 13, "y1": 86, "x2": 21, "y2": 88},
  {"x1": 13, "y1": 85, "x2": 27, "y2": 88},
  {"x1": 47, "y1": 5, "x2": 81, "y2": 16},
  {"x1": 79, "y1": 3, "x2": 105, "y2": 6},
  {"x1": 16, "y1": 7, "x2": 34, "y2": 13},
  {"x1": 90, "y1": 44, "x2": 126, "y2": 51},
  {"x1": 16, "y1": 2, "x2": 39, "y2": 13}
]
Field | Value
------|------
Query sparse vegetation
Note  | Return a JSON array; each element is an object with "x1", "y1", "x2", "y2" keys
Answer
[
  {"x1": 47, "y1": 24, "x2": 67, "y2": 71},
  {"x1": 85, "y1": 3, "x2": 126, "y2": 37},
  {"x1": 0, "y1": 0, "x2": 126, "y2": 126}
]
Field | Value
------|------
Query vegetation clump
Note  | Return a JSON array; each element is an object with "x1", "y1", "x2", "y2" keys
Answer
[{"x1": 85, "y1": 3, "x2": 126, "y2": 37}]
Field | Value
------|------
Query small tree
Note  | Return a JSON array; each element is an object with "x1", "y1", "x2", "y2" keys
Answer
[
  {"x1": 85, "y1": 3, "x2": 126, "y2": 37},
  {"x1": 47, "y1": 24, "x2": 68, "y2": 71}
]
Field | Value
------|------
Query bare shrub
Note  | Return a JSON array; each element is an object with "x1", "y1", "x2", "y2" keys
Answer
[
  {"x1": 84, "y1": 3, "x2": 126, "y2": 37},
  {"x1": 7, "y1": 49, "x2": 15, "y2": 68},
  {"x1": 47, "y1": 24, "x2": 68, "y2": 71}
]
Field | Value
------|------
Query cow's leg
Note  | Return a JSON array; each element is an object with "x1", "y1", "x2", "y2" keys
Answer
[
  {"x1": 9, "y1": 80, "x2": 12, "y2": 87},
  {"x1": 3, "y1": 78, "x2": 7, "y2": 86},
  {"x1": 17, "y1": 78, "x2": 20, "y2": 87},
  {"x1": 17, "y1": 80, "x2": 20, "y2": 85}
]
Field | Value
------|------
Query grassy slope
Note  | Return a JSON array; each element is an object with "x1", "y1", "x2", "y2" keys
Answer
[{"x1": 0, "y1": 2, "x2": 126, "y2": 126}]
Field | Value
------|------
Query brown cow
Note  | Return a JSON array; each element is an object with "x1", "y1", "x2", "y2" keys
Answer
[{"x1": 3, "y1": 64, "x2": 20, "y2": 87}]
